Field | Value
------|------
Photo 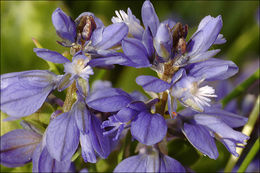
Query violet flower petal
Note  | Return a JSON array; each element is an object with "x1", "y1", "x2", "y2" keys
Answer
[
  {"x1": 80, "y1": 132, "x2": 97, "y2": 163},
  {"x1": 171, "y1": 68, "x2": 186, "y2": 85},
  {"x1": 187, "y1": 49, "x2": 220, "y2": 64},
  {"x1": 32, "y1": 144, "x2": 42, "y2": 172},
  {"x1": 52, "y1": 8, "x2": 76, "y2": 43},
  {"x1": 194, "y1": 114, "x2": 249, "y2": 156},
  {"x1": 141, "y1": 0, "x2": 159, "y2": 37},
  {"x1": 130, "y1": 91, "x2": 148, "y2": 102},
  {"x1": 220, "y1": 138, "x2": 240, "y2": 157},
  {"x1": 203, "y1": 105, "x2": 248, "y2": 128},
  {"x1": 194, "y1": 114, "x2": 249, "y2": 143},
  {"x1": 0, "y1": 70, "x2": 58, "y2": 117},
  {"x1": 122, "y1": 38, "x2": 151, "y2": 68},
  {"x1": 89, "y1": 115, "x2": 111, "y2": 159},
  {"x1": 197, "y1": 16, "x2": 226, "y2": 45},
  {"x1": 72, "y1": 99, "x2": 90, "y2": 134},
  {"x1": 88, "y1": 53, "x2": 129, "y2": 67},
  {"x1": 81, "y1": 114, "x2": 111, "y2": 163},
  {"x1": 136, "y1": 75, "x2": 171, "y2": 93},
  {"x1": 131, "y1": 112, "x2": 167, "y2": 145},
  {"x1": 188, "y1": 58, "x2": 238, "y2": 81},
  {"x1": 101, "y1": 101, "x2": 147, "y2": 141},
  {"x1": 90, "y1": 27, "x2": 104, "y2": 46},
  {"x1": 38, "y1": 147, "x2": 71, "y2": 172},
  {"x1": 142, "y1": 27, "x2": 154, "y2": 60},
  {"x1": 146, "y1": 153, "x2": 160, "y2": 172},
  {"x1": 46, "y1": 112, "x2": 79, "y2": 161},
  {"x1": 114, "y1": 155, "x2": 146, "y2": 172},
  {"x1": 86, "y1": 88, "x2": 132, "y2": 112},
  {"x1": 214, "y1": 34, "x2": 226, "y2": 45},
  {"x1": 115, "y1": 152, "x2": 185, "y2": 172},
  {"x1": 153, "y1": 23, "x2": 173, "y2": 60},
  {"x1": 188, "y1": 15, "x2": 223, "y2": 55},
  {"x1": 0, "y1": 129, "x2": 42, "y2": 167},
  {"x1": 33, "y1": 48, "x2": 70, "y2": 64},
  {"x1": 95, "y1": 23, "x2": 128, "y2": 50},
  {"x1": 160, "y1": 155, "x2": 186, "y2": 172},
  {"x1": 182, "y1": 123, "x2": 219, "y2": 159},
  {"x1": 115, "y1": 101, "x2": 147, "y2": 122}
]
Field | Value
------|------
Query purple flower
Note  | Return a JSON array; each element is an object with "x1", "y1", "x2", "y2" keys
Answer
[
  {"x1": 52, "y1": 8, "x2": 103, "y2": 46},
  {"x1": 131, "y1": 108, "x2": 167, "y2": 145},
  {"x1": 46, "y1": 109, "x2": 80, "y2": 162},
  {"x1": 120, "y1": 0, "x2": 226, "y2": 71},
  {"x1": 119, "y1": 0, "x2": 161, "y2": 68},
  {"x1": 136, "y1": 57, "x2": 238, "y2": 113},
  {"x1": 153, "y1": 22, "x2": 174, "y2": 61},
  {"x1": 45, "y1": 8, "x2": 130, "y2": 68},
  {"x1": 114, "y1": 146, "x2": 185, "y2": 172},
  {"x1": 86, "y1": 87, "x2": 133, "y2": 112},
  {"x1": 0, "y1": 121, "x2": 71, "y2": 172},
  {"x1": 179, "y1": 105, "x2": 249, "y2": 159},
  {"x1": 52, "y1": 8, "x2": 77, "y2": 44},
  {"x1": 141, "y1": 0, "x2": 160, "y2": 37},
  {"x1": 171, "y1": 74, "x2": 217, "y2": 112},
  {"x1": 0, "y1": 70, "x2": 59, "y2": 117},
  {"x1": 46, "y1": 92, "x2": 111, "y2": 163},
  {"x1": 112, "y1": 8, "x2": 144, "y2": 40},
  {"x1": 0, "y1": 129, "x2": 42, "y2": 167},
  {"x1": 93, "y1": 87, "x2": 167, "y2": 145},
  {"x1": 80, "y1": 114, "x2": 110, "y2": 163},
  {"x1": 74, "y1": 13, "x2": 130, "y2": 68},
  {"x1": 121, "y1": 37, "x2": 152, "y2": 68},
  {"x1": 33, "y1": 50, "x2": 93, "y2": 96},
  {"x1": 171, "y1": 58, "x2": 238, "y2": 111},
  {"x1": 181, "y1": 15, "x2": 224, "y2": 66}
]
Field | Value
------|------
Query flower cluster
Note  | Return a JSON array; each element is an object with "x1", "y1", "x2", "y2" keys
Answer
[{"x1": 0, "y1": 0, "x2": 249, "y2": 172}]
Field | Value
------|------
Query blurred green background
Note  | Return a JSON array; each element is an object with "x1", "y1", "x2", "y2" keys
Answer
[{"x1": 1, "y1": 0, "x2": 259, "y2": 172}]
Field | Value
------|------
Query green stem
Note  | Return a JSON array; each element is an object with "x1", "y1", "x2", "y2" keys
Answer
[
  {"x1": 63, "y1": 82, "x2": 77, "y2": 112},
  {"x1": 222, "y1": 69, "x2": 260, "y2": 106},
  {"x1": 224, "y1": 95, "x2": 260, "y2": 172},
  {"x1": 237, "y1": 138, "x2": 259, "y2": 172}
]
